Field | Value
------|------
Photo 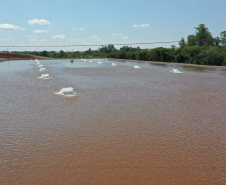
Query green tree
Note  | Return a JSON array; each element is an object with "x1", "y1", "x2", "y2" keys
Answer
[
  {"x1": 107, "y1": 44, "x2": 116, "y2": 52},
  {"x1": 179, "y1": 37, "x2": 186, "y2": 48},
  {"x1": 99, "y1": 44, "x2": 116, "y2": 53},
  {"x1": 99, "y1": 46, "x2": 108, "y2": 53},
  {"x1": 195, "y1": 24, "x2": 213, "y2": 46},
  {"x1": 120, "y1": 46, "x2": 130, "y2": 52},
  {"x1": 199, "y1": 47, "x2": 224, "y2": 66},
  {"x1": 213, "y1": 37, "x2": 221, "y2": 46},
  {"x1": 220, "y1": 31, "x2": 226, "y2": 45},
  {"x1": 41, "y1": 50, "x2": 48, "y2": 57},
  {"x1": 187, "y1": 34, "x2": 197, "y2": 46},
  {"x1": 171, "y1": 45, "x2": 176, "y2": 49},
  {"x1": 85, "y1": 48, "x2": 92, "y2": 54},
  {"x1": 59, "y1": 50, "x2": 65, "y2": 58},
  {"x1": 138, "y1": 50, "x2": 148, "y2": 60}
]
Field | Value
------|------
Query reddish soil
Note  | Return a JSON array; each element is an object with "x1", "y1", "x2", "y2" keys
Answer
[{"x1": 0, "y1": 52, "x2": 52, "y2": 61}]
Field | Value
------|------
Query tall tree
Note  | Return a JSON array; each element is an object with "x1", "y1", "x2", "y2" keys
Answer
[
  {"x1": 41, "y1": 50, "x2": 48, "y2": 57},
  {"x1": 195, "y1": 24, "x2": 213, "y2": 46},
  {"x1": 220, "y1": 31, "x2": 226, "y2": 45},
  {"x1": 107, "y1": 44, "x2": 116, "y2": 52},
  {"x1": 85, "y1": 48, "x2": 92, "y2": 54},
  {"x1": 187, "y1": 34, "x2": 197, "y2": 46},
  {"x1": 99, "y1": 46, "x2": 108, "y2": 53},
  {"x1": 214, "y1": 37, "x2": 221, "y2": 46},
  {"x1": 59, "y1": 50, "x2": 65, "y2": 58},
  {"x1": 171, "y1": 45, "x2": 176, "y2": 49},
  {"x1": 99, "y1": 44, "x2": 116, "y2": 53},
  {"x1": 179, "y1": 37, "x2": 186, "y2": 48}
]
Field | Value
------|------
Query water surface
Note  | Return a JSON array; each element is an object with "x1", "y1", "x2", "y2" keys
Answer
[{"x1": 0, "y1": 59, "x2": 225, "y2": 185}]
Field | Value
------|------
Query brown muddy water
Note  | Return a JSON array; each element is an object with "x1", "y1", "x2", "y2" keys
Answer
[{"x1": 0, "y1": 59, "x2": 225, "y2": 185}]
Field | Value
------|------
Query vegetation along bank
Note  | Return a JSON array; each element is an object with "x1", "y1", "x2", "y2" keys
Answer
[{"x1": 7, "y1": 24, "x2": 226, "y2": 66}]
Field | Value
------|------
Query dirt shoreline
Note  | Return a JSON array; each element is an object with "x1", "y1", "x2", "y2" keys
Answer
[
  {"x1": 1, "y1": 56, "x2": 226, "y2": 69},
  {"x1": 0, "y1": 58, "x2": 36, "y2": 62},
  {"x1": 0, "y1": 58, "x2": 53, "y2": 62},
  {"x1": 108, "y1": 58, "x2": 226, "y2": 69},
  {"x1": 0, "y1": 58, "x2": 8, "y2": 62},
  {"x1": 0, "y1": 52, "x2": 53, "y2": 62}
]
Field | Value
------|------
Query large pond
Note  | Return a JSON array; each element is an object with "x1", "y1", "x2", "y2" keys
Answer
[{"x1": 0, "y1": 59, "x2": 225, "y2": 185}]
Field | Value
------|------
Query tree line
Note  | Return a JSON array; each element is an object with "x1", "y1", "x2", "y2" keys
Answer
[
  {"x1": 14, "y1": 24, "x2": 226, "y2": 66},
  {"x1": 108, "y1": 24, "x2": 226, "y2": 66}
]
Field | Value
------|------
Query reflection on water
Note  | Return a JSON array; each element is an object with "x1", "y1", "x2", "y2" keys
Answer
[{"x1": 0, "y1": 59, "x2": 225, "y2": 185}]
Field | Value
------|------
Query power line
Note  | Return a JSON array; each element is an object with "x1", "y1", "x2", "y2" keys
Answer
[{"x1": 0, "y1": 41, "x2": 180, "y2": 48}]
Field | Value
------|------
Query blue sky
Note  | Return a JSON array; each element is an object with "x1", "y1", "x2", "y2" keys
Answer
[{"x1": 0, "y1": 0, "x2": 226, "y2": 51}]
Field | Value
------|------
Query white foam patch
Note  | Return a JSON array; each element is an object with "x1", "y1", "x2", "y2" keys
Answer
[
  {"x1": 39, "y1": 68, "x2": 47, "y2": 71},
  {"x1": 38, "y1": 74, "x2": 50, "y2": 79},
  {"x1": 111, "y1": 63, "x2": 116, "y2": 66},
  {"x1": 170, "y1": 69, "x2": 183, "y2": 73},
  {"x1": 38, "y1": 64, "x2": 44, "y2": 67},
  {"x1": 84, "y1": 60, "x2": 87, "y2": 61},
  {"x1": 55, "y1": 87, "x2": 77, "y2": 96},
  {"x1": 89, "y1": 60, "x2": 93, "y2": 63},
  {"x1": 98, "y1": 62, "x2": 102, "y2": 64},
  {"x1": 133, "y1": 65, "x2": 140, "y2": 69}
]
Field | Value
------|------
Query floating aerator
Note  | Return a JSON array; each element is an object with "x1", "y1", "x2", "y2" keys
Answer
[
  {"x1": 55, "y1": 87, "x2": 77, "y2": 96},
  {"x1": 38, "y1": 74, "x2": 50, "y2": 79},
  {"x1": 133, "y1": 65, "x2": 140, "y2": 69},
  {"x1": 39, "y1": 68, "x2": 46, "y2": 71},
  {"x1": 170, "y1": 69, "x2": 182, "y2": 73}
]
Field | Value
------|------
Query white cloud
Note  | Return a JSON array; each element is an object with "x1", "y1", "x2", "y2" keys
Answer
[
  {"x1": 27, "y1": 35, "x2": 38, "y2": 39},
  {"x1": 33, "y1": 30, "x2": 48, "y2": 33},
  {"x1": 73, "y1": 27, "x2": 84, "y2": 31},
  {"x1": 113, "y1": 33, "x2": 123, "y2": 36},
  {"x1": 122, "y1": 36, "x2": 129, "y2": 40},
  {"x1": 112, "y1": 34, "x2": 129, "y2": 41},
  {"x1": 132, "y1": 24, "x2": 150, "y2": 28},
  {"x1": 89, "y1": 36, "x2": 103, "y2": 42},
  {"x1": 90, "y1": 36, "x2": 100, "y2": 40},
  {"x1": 0, "y1": 24, "x2": 25, "y2": 31},
  {"x1": 29, "y1": 38, "x2": 46, "y2": 42},
  {"x1": 112, "y1": 33, "x2": 123, "y2": 36},
  {"x1": 52, "y1": 34, "x2": 65, "y2": 40},
  {"x1": 96, "y1": 39, "x2": 103, "y2": 42},
  {"x1": 30, "y1": 39, "x2": 38, "y2": 42},
  {"x1": 28, "y1": 19, "x2": 50, "y2": 25}
]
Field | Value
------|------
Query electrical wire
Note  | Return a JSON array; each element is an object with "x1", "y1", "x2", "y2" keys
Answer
[{"x1": 0, "y1": 41, "x2": 180, "y2": 48}]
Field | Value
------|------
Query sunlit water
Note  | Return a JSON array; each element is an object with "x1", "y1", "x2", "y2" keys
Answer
[{"x1": 0, "y1": 59, "x2": 225, "y2": 185}]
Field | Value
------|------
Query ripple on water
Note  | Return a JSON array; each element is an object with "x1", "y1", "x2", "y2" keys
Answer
[{"x1": 0, "y1": 59, "x2": 225, "y2": 185}]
